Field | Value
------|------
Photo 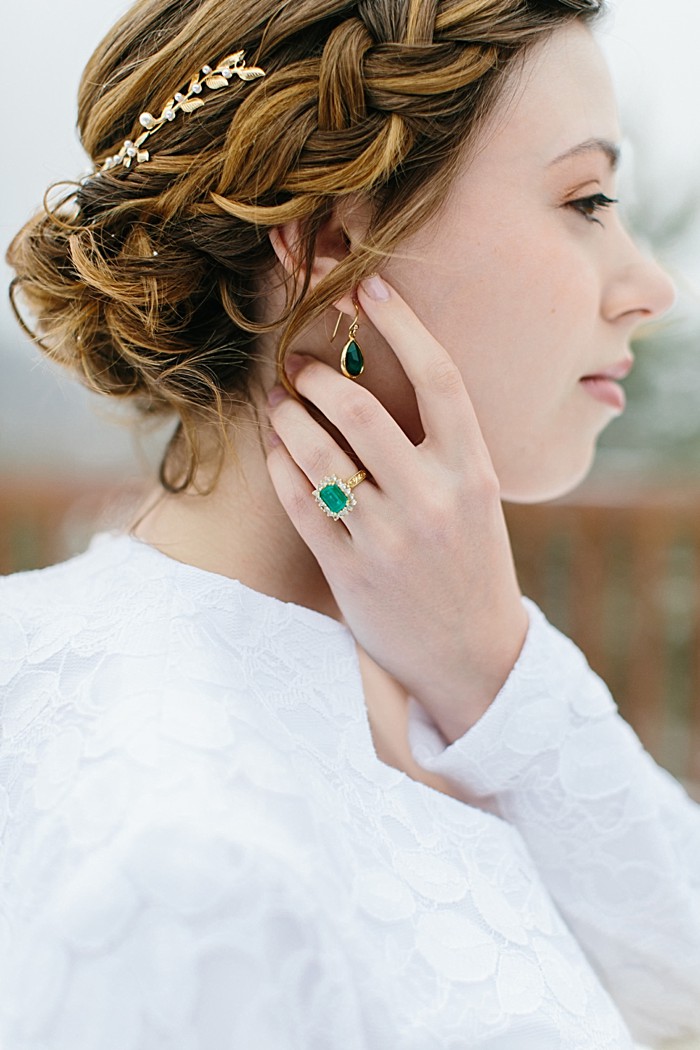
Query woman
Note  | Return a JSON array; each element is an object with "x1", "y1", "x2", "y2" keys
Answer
[{"x1": 2, "y1": 0, "x2": 699, "y2": 1047}]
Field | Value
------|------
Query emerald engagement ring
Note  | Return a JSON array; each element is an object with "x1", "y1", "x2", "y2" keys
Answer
[{"x1": 312, "y1": 471, "x2": 368, "y2": 521}]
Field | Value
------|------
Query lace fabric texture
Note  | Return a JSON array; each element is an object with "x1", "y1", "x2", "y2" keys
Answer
[
  {"x1": 0, "y1": 531, "x2": 698, "y2": 1049},
  {"x1": 409, "y1": 600, "x2": 700, "y2": 1049}
]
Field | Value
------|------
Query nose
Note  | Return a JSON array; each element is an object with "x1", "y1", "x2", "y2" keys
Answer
[{"x1": 603, "y1": 228, "x2": 677, "y2": 328}]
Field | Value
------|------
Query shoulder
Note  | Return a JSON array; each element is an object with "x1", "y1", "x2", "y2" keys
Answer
[
  {"x1": 0, "y1": 534, "x2": 254, "y2": 767},
  {"x1": 0, "y1": 544, "x2": 104, "y2": 699},
  {"x1": 0, "y1": 532, "x2": 144, "y2": 631},
  {"x1": 0, "y1": 531, "x2": 320, "y2": 808},
  {"x1": 0, "y1": 535, "x2": 170, "y2": 695},
  {"x1": 0, "y1": 532, "x2": 351, "y2": 846},
  {"x1": 1, "y1": 543, "x2": 93, "y2": 611}
]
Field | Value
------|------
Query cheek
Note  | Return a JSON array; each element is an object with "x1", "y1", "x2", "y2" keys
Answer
[
  {"x1": 383, "y1": 206, "x2": 606, "y2": 501},
  {"x1": 479, "y1": 230, "x2": 579, "y2": 327},
  {"x1": 421, "y1": 227, "x2": 584, "y2": 403},
  {"x1": 383, "y1": 215, "x2": 599, "y2": 462}
]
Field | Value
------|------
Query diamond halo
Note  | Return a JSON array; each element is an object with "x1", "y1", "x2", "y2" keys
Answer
[{"x1": 312, "y1": 474, "x2": 360, "y2": 521}]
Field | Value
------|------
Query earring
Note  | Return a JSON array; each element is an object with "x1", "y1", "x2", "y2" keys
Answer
[{"x1": 331, "y1": 295, "x2": 365, "y2": 379}]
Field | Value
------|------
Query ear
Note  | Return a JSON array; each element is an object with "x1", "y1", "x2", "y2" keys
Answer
[{"x1": 268, "y1": 198, "x2": 369, "y2": 317}]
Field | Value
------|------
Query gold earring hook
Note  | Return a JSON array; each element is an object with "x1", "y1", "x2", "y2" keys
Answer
[{"x1": 331, "y1": 296, "x2": 360, "y2": 342}]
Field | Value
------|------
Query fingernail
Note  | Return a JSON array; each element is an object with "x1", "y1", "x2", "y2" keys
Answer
[
  {"x1": 267, "y1": 385, "x2": 287, "y2": 407},
  {"x1": 266, "y1": 428, "x2": 282, "y2": 448},
  {"x1": 360, "y1": 273, "x2": 389, "y2": 301},
  {"x1": 285, "y1": 353, "x2": 307, "y2": 376}
]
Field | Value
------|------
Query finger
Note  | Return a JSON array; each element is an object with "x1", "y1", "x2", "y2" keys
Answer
[
  {"x1": 268, "y1": 388, "x2": 365, "y2": 493},
  {"x1": 288, "y1": 356, "x2": 416, "y2": 495},
  {"x1": 353, "y1": 275, "x2": 491, "y2": 469},
  {"x1": 267, "y1": 394, "x2": 378, "y2": 532},
  {"x1": 265, "y1": 436, "x2": 358, "y2": 553}
]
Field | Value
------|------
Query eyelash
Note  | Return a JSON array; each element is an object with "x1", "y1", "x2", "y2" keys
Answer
[{"x1": 567, "y1": 192, "x2": 618, "y2": 226}]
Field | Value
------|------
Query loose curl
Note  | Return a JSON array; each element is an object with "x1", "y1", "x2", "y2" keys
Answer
[{"x1": 7, "y1": 0, "x2": 602, "y2": 493}]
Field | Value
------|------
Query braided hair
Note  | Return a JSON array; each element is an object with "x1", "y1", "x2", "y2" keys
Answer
[{"x1": 7, "y1": 0, "x2": 603, "y2": 492}]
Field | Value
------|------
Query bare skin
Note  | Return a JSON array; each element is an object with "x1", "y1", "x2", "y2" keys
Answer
[
  {"x1": 129, "y1": 24, "x2": 674, "y2": 789},
  {"x1": 127, "y1": 403, "x2": 465, "y2": 788}
]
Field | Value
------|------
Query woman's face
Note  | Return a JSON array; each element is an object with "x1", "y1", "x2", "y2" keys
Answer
[{"x1": 352, "y1": 21, "x2": 676, "y2": 502}]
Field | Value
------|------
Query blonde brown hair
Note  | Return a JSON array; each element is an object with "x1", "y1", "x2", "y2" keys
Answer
[{"x1": 7, "y1": 0, "x2": 601, "y2": 492}]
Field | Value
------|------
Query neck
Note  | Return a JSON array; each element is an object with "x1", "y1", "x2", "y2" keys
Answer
[
  {"x1": 127, "y1": 407, "x2": 343, "y2": 624},
  {"x1": 127, "y1": 401, "x2": 444, "y2": 783}
]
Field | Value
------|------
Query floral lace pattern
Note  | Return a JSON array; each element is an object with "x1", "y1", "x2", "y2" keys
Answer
[
  {"x1": 409, "y1": 601, "x2": 700, "y2": 1048},
  {"x1": 0, "y1": 532, "x2": 697, "y2": 1048}
]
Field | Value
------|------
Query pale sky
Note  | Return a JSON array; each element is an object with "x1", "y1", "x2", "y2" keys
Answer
[
  {"x1": 1, "y1": 0, "x2": 699, "y2": 471},
  {"x1": 601, "y1": 0, "x2": 700, "y2": 291}
]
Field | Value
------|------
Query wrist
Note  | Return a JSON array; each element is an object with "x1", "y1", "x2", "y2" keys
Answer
[{"x1": 417, "y1": 600, "x2": 529, "y2": 745}]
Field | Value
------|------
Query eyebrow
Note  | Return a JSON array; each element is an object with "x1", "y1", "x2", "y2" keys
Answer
[{"x1": 548, "y1": 138, "x2": 621, "y2": 171}]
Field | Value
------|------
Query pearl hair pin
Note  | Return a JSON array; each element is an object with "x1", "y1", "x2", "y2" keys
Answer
[{"x1": 94, "y1": 49, "x2": 266, "y2": 175}]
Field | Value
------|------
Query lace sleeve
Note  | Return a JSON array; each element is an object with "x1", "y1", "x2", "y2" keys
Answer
[
  {"x1": 0, "y1": 813, "x2": 369, "y2": 1049},
  {"x1": 408, "y1": 599, "x2": 700, "y2": 1049}
]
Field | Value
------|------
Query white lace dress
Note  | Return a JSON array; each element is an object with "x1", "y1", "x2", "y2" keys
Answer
[{"x1": 1, "y1": 531, "x2": 699, "y2": 1050}]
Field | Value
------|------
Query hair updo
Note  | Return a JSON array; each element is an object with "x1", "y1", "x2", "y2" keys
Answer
[{"x1": 7, "y1": 0, "x2": 602, "y2": 492}]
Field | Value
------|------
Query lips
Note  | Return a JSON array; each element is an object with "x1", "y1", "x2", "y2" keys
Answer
[
  {"x1": 581, "y1": 356, "x2": 634, "y2": 383},
  {"x1": 579, "y1": 356, "x2": 633, "y2": 413}
]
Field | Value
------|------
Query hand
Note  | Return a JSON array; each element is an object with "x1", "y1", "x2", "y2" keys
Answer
[{"x1": 264, "y1": 273, "x2": 528, "y2": 743}]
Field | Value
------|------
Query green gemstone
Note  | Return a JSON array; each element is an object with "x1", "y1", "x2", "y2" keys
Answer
[
  {"x1": 319, "y1": 484, "x2": 349, "y2": 515},
  {"x1": 342, "y1": 339, "x2": 364, "y2": 378}
]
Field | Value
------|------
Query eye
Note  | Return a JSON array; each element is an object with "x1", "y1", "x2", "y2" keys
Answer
[{"x1": 567, "y1": 192, "x2": 618, "y2": 226}]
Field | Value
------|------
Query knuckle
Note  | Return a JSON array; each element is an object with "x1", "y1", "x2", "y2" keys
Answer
[
  {"x1": 294, "y1": 357, "x2": 323, "y2": 386},
  {"x1": 474, "y1": 464, "x2": 501, "y2": 502},
  {"x1": 425, "y1": 358, "x2": 464, "y2": 398},
  {"x1": 342, "y1": 392, "x2": 380, "y2": 430},
  {"x1": 375, "y1": 514, "x2": 417, "y2": 563},
  {"x1": 456, "y1": 458, "x2": 501, "y2": 506},
  {"x1": 379, "y1": 529, "x2": 407, "y2": 566},
  {"x1": 423, "y1": 495, "x2": 453, "y2": 534},
  {"x1": 401, "y1": 485, "x2": 457, "y2": 545}
]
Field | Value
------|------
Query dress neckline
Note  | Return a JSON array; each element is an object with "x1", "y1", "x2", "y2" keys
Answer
[
  {"x1": 85, "y1": 529, "x2": 465, "y2": 807},
  {"x1": 89, "y1": 528, "x2": 354, "y2": 639}
]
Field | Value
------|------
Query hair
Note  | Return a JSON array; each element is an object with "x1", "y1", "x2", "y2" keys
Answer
[{"x1": 7, "y1": 0, "x2": 602, "y2": 493}]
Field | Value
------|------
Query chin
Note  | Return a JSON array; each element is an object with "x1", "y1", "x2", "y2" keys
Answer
[{"x1": 498, "y1": 444, "x2": 596, "y2": 506}]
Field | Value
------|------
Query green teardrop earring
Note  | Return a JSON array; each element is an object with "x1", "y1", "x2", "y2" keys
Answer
[{"x1": 332, "y1": 296, "x2": 365, "y2": 379}]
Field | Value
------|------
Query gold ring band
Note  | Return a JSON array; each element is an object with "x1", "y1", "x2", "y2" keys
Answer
[{"x1": 345, "y1": 470, "x2": 367, "y2": 490}]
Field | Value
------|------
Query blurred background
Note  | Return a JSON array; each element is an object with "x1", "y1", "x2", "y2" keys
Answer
[{"x1": 2, "y1": 0, "x2": 700, "y2": 790}]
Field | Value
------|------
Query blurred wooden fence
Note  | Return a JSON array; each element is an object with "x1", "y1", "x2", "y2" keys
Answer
[
  {"x1": 0, "y1": 475, "x2": 147, "y2": 575},
  {"x1": 2, "y1": 473, "x2": 700, "y2": 792},
  {"x1": 504, "y1": 483, "x2": 700, "y2": 791}
]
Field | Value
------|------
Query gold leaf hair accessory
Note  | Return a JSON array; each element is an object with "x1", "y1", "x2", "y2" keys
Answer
[
  {"x1": 95, "y1": 49, "x2": 266, "y2": 175},
  {"x1": 560, "y1": 0, "x2": 601, "y2": 8}
]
